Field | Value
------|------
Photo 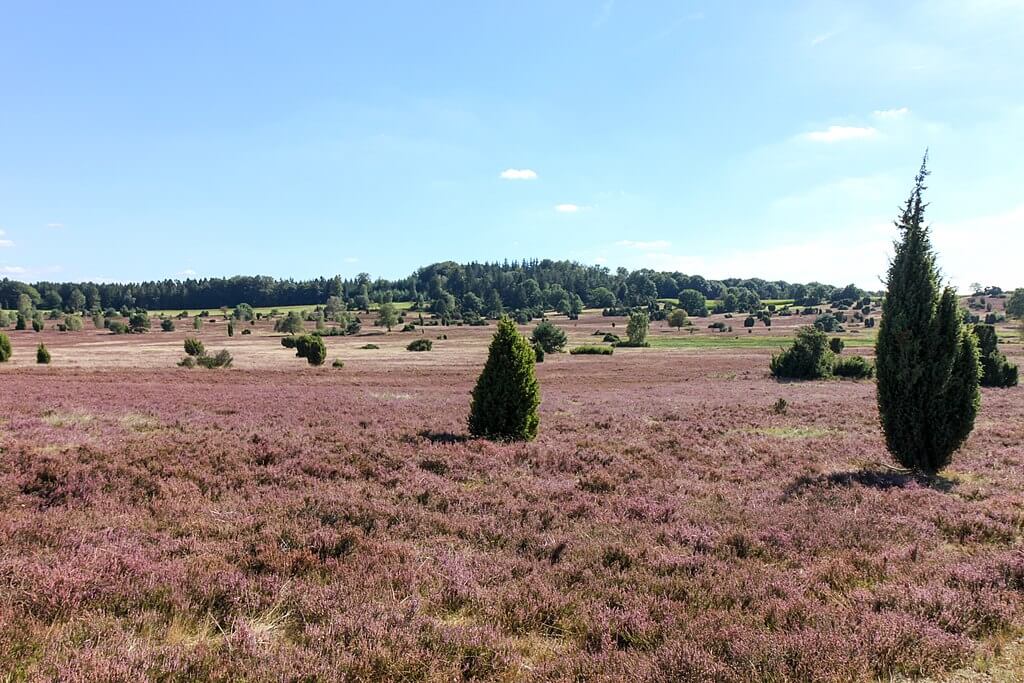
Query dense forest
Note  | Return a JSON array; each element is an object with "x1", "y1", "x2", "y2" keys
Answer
[{"x1": 0, "y1": 260, "x2": 870, "y2": 317}]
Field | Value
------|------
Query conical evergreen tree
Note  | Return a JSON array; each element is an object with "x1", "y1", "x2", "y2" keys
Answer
[
  {"x1": 468, "y1": 315, "x2": 540, "y2": 441},
  {"x1": 876, "y1": 156, "x2": 980, "y2": 474}
]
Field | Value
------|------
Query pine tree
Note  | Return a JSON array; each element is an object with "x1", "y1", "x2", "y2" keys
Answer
[
  {"x1": 468, "y1": 316, "x2": 540, "y2": 441},
  {"x1": 876, "y1": 156, "x2": 980, "y2": 474}
]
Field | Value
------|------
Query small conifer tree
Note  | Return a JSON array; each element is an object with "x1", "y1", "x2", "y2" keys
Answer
[
  {"x1": 876, "y1": 156, "x2": 980, "y2": 474},
  {"x1": 36, "y1": 343, "x2": 51, "y2": 364},
  {"x1": 468, "y1": 316, "x2": 540, "y2": 441},
  {"x1": 0, "y1": 333, "x2": 11, "y2": 362},
  {"x1": 973, "y1": 324, "x2": 1018, "y2": 387}
]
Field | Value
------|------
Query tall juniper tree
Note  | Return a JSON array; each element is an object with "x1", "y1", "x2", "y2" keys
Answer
[
  {"x1": 876, "y1": 156, "x2": 980, "y2": 474},
  {"x1": 468, "y1": 316, "x2": 540, "y2": 441}
]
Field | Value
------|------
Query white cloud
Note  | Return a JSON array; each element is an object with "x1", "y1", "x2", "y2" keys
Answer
[
  {"x1": 1, "y1": 265, "x2": 27, "y2": 274},
  {"x1": 594, "y1": 256, "x2": 608, "y2": 264},
  {"x1": 344, "y1": 257, "x2": 359, "y2": 263},
  {"x1": 177, "y1": 269, "x2": 197, "y2": 277},
  {"x1": 593, "y1": 0, "x2": 614, "y2": 27},
  {"x1": 555, "y1": 203, "x2": 585, "y2": 213},
  {"x1": 932, "y1": 204, "x2": 1024, "y2": 291},
  {"x1": 617, "y1": 239, "x2": 671, "y2": 250},
  {"x1": 46, "y1": 222, "x2": 64, "y2": 229},
  {"x1": 800, "y1": 125, "x2": 879, "y2": 143},
  {"x1": 810, "y1": 31, "x2": 835, "y2": 46},
  {"x1": 499, "y1": 168, "x2": 538, "y2": 180},
  {"x1": 872, "y1": 107, "x2": 910, "y2": 119},
  {"x1": 0, "y1": 240, "x2": 12, "y2": 248}
]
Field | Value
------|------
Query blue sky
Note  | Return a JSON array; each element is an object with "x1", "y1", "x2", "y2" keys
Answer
[{"x1": 1, "y1": 0, "x2": 1021, "y2": 290}]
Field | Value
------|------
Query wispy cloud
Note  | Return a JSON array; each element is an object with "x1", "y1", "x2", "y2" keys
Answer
[
  {"x1": 0, "y1": 229, "x2": 10, "y2": 248},
  {"x1": 46, "y1": 222, "x2": 64, "y2": 229},
  {"x1": 617, "y1": 239, "x2": 671, "y2": 250},
  {"x1": 593, "y1": 0, "x2": 614, "y2": 28},
  {"x1": 1, "y1": 265, "x2": 27, "y2": 274},
  {"x1": 810, "y1": 31, "x2": 836, "y2": 47},
  {"x1": 872, "y1": 107, "x2": 910, "y2": 119},
  {"x1": 343, "y1": 257, "x2": 359, "y2": 263},
  {"x1": 499, "y1": 168, "x2": 537, "y2": 180},
  {"x1": 800, "y1": 125, "x2": 879, "y2": 143},
  {"x1": 177, "y1": 269, "x2": 197, "y2": 277},
  {"x1": 554, "y1": 203, "x2": 587, "y2": 213}
]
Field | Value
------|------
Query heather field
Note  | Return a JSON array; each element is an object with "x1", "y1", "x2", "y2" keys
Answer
[{"x1": 2, "y1": 312, "x2": 1023, "y2": 681}]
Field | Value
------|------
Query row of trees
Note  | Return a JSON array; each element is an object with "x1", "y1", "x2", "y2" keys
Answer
[{"x1": 3, "y1": 262, "x2": 878, "y2": 320}]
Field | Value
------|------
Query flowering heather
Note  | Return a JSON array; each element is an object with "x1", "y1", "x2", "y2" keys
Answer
[{"x1": 0, "y1": 313, "x2": 1022, "y2": 680}]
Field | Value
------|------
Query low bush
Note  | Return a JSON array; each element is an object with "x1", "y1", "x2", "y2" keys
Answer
[
  {"x1": 64, "y1": 315, "x2": 84, "y2": 332},
  {"x1": 36, "y1": 343, "x2": 50, "y2": 365},
  {"x1": 196, "y1": 349, "x2": 233, "y2": 369},
  {"x1": 332, "y1": 358, "x2": 345, "y2": 368},
  {"x1": 360, "y1": 343, "x2": 380, "y2": 350},
  {"x1": 570, "y1": 345, "x2": 614, "y2": 355},
  {"x1": 177, "y1": 356, "x2": 196, "y2": 368},
  {"x1": 531, "y1": 321, "x2": 567, "y2": 353},
  {"x1": 241, "y1": 328, "x2": 252, "y2": 335},
  {"x1": 532, "y1": 342, "x2": 545, "y2": 363},
  {"x1": 0, "y1": 333, "x2": 11, "y2": 362},
  {"x1": 281, "y1": 336, "x2": 298, "y2": 348},
  {"x1": 743, "y1": 316, "x2": 756, "y2": 328},
  {"x1": 602, "y1": 333, "x2": 620, "y2": 343},
  {"x1": 129, "y1": 311, "x2": 150, "y2": 333},
  {"x1": 295, "y1": 334, "x2": 327, "y2": 366},
  {"x1": 401, "y1": 324, "x2": 416, "y2": 332},
  {"x1": 161, "y1": 319, "x2": 175, "y2": 332},
  {"x1": 770, "y1": 326, "x2": 834, "y2": 380},
  {"x1": 829, "y1": 337, "x2": 844, "y2": 354},
  {"x1": 833, "y1": 355, "x2": 874, "y2": 379},
  {"x1": 974, "y1": 324, "x2": 1018, "y2": 387},
  {"x1": 274, "y1": 311, "x2": 304, "y2": 334},
  {"x1": 32, "y1": 318, "x2": 44, "y2": 332},
  {"x1": 407, "y1": 338, "x2": 433, "y2": 352},
  {"x1": 108, "y1": 321, "x2": 129, "y2": 335},
  {"x1": 184, "y1": 338, "x2": 205, "y2": 356}
]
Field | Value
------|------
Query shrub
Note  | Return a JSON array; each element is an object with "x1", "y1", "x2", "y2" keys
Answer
[
  {"x1": 864, "y1": 317, "x2": 876, "y2": 328},
  {"x1": 743, "y1": 315, "x2": 756, "y2": 328},
  {"x1": 32, "y1": 318, "x2": 44, "y2": 332},
  {"x1": 93, "y1": 312, "x2": 105, "y2": 329},
  {"x1": 184, "y1": 338, "x2": 205, "y2": 356},
  {"x1": 973, "y1": 324, "x2": 1018, "y2": 388},
  {"x1": 241, "y1": 328, "x2": 252, "y2": 335},
  {"x1": 772, "y1": 398, "x2": 788, "y2": 415},
  {"x1": 829, "y1": 337, "x2": 844, "y2": 354},
  {"x1": 814, "y1": 313, "x2": 840, "y2": 332},
  {"x1": 64, "y1": 315, "x2": 83, "y2": 332},
  {"x1": 227, "y1": 321, "x2": 235, "y2": 337},
  {"x1": 15, "y1": 313, "x2": 26, "y2": 331},
  {"x1": 531, "y1": 320, "x2": 567, "y2": 353},
  {"x1": 161, "y1": 319, "x2": 175, "y2": 332},
  {"x1": 332, "y1": 358, "x2": 345, "y2": 368},
  {"x1": 295, "y1": 334, "x2": 327, "y2": 365},
  {"x1": 360, "y1": 343, "x2": 380, "y2": 350},
  {"x1": 36, "y1": 343, "x2": 50, "y2": 365},
  {"x1": 407, "y1": 338, "x2": 433, "y2": 352},
  {"x1": 281, "y1": 336, "x2": 298, "y2": 349},
  {"x1": 177, "y1": 356, "x2": 196, "y2": 368},
  {"x1": 570, "y1": 345, "x2": 614, "y2": 355},
  {"x1": 677, "y1": 289, "x2": 708, "y2": 317},
  {"x1": 193, "y1": 316, "x2": 203, "y2": 330},
  {"x1": 401, "y1": 324, "x2": 416, "y2": 332},
  {"x1": 770, "y1": 326, "x2": 834, "y2": 380},
  {"x1": 833, "y1": 355, "x2": 874, "y2": 379},
  {"x1": 274, "y1": 311, "x2": 304, "y2": 334},
  {"x1": 108, "y1": 321, "x2": 129, "y2": 335},
  {"x1": 876, "y1": 159, "x2": 979, "y2": 474},
  {"x1": 196, "y1": 349, "x2": 233, "y2": 369},
  {"x1": 468, "y1": 316, "x2": 540, "y2": 441},
  {"x1": 532, "y1": 342, "x2": 545, "y2": 363},
  {"x1": 0, "y1": 333, "x2": 11, "y2": 362},
  {"x1": 129, "y1": 311, "x2": 150, "y2": 333},
  {"x1": 602, "y1": 333, "x2": 620, "y2": 343},
  {"x1": 668, "y1": 308, "x2": 689, "y2": 329}
]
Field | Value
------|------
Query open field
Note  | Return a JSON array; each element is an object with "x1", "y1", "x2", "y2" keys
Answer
[{"x1": 1, "y1": 310, "x2": 1023, "y2": 681}]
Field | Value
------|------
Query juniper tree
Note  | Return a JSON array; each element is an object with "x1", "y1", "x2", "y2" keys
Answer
[
  {"x1": 876, "y1": 156, "x2": 980, "y2": 474},
  {"x1": 468, "y1": 316, "x2": 540, "y2": 441}
]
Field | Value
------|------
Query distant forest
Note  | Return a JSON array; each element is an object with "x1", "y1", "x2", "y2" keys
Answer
[{"x1": 1, "y1": 259, "x2": 870, "y2": 316}]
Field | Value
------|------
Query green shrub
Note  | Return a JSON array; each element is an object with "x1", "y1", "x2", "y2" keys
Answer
[
  {"x1": 569, "y1": 345, "x2": 614, "y2": 355},
  {"x1": 281, "y1": 336, "x2": 298, "y2": 349},
  {"x1": 407, "y1": 338, "x2": 433, "y2": 352},
  {"x1": 184, "y1": 338, "x2": 205, "y2": 357},
  {"x1": 241, "y1": 328, "x2": 252, "y2": 335},
  {"x1": 64, "y1": 315, "x2": 84, "y2": 332},
  {"x1": 15, "y1": 313, "x2": 27, "y2": 331},
  {"x1": 193, "y1": 316, "x2": 203, "y2": 330},
  {"x1": 360, "y1": 343, "x2": 380, "y2": 350},
  {"x1": 814, "y1": 313, "x2": 840, "y2": 332},
  {"x1": 468, "y1": 316, "x2": 540, "y2": 441},
  {"x1": 227, "y1": 321, "x2": 235, "y2": 337},
  {"x1": 532, "y1": 342, "x2": 545, "y2": 363},
  {"x1": 93, "y1": 312, "x2": 105, "y2": 329},
  {"x1": 876, "y1": 159, "x2": 979, "y2": 474},
  {"x1": 196, "y1": 349, "x2": 233, "y2": 369},
  {"x1": 0, "y1": 333, "x2": 11, "y2": 362},
  {"x1": 36, "y1": 343, "x2": 50, "y2": 365},
  {"x1": 668, "y1": 308, "x2": 689, "y2": 329},
  {"x1": 274, "y1": 311, "x2": 304, "y2": 334},
  {"x1": 770, "y1": 326, "x2": 834, "y2": 380},
  {"x1": 108, "y1": 321, "x2": 129, "y2": 335},
  {"x1": 129, "y1": 311, "x2": 150, "y2": 333},
  {"x1": 161, "y1": 319, "x2": 175, "y2": 332},
  {"x1": 602, "y1": 333, "x2": 620, "y2": 343},
  {"x1": 295, "y1": 334, "x2": 327, "y2": 365},
  {"x1": 833, "y1": 355, "x2": 874, "y2": 379},
  {"x1": 178, "y1": 356, "x2": 196, "y2": 368},
  {"x1": 332, "y1": 358, "x2": 345, "y2": 368},
  {"x1": 32, "y1": 318, "x2": 44, "y2": 332},
  {"x1": 531, "y1": 320, "x2": 567, "y2": 353},
  {"x1": 829, "y1": 337, "x2": 844, "y2": 354},
  {"x1": 401, "y1": 324, "x2": 416, "y2": 332},
  {"x1": 626, "y1": 310, "x2": 650, "y2": 345},
  {"x1": 743, "y1": 315, "x2": 756, "y2": 328},
  {"x1": 973, "y1": 324, "x2": 1018, "y2": 388}
]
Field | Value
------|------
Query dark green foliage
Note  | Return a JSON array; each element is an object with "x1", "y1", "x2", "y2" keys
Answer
[
  {"x1": 108, "y1": 321, "x2": 129, "y2": 334},
  {"x1": 274, "y1": 311, "x2": 304, "y2": 334},
  {"x1": 532, "y1": 342, "x2": 545, "y2": 363},
  {"x1": 36, "y1": 343, "x2": 50, "y2": 365},
  {"x1": 281, "y1": 336, "x2": 297, "y2": 349},
  {"x1": 32, "y1": 318, "x2": 44, "y2": 332},
  {"x1": 626, "y1": 310, "x2": 650, "y2": 346},
  {"x1": 829, "y1": 337, "x2": 844, "y2": 354},
  {"x1": 531, "y1": 320, "x2": 567, "y2": 353},
  {"x1": 161, "y1": 319, "x2": 175, "y2": 332},
  {"x1": 569, "y1": 345, "x2": 614, "y2": 355},
  {"x1": 360, "y1": 343, "x2": 380, "y2": 350},
  {"x1": 178, "y1": 356, "x2": 196, "y2": 368},
  {"x1": 227, "y1": 321, "x2": 235, "y2": 337},
  {"x1": 332, "y1": 358, "x2": 345, "y2": 368},
  {"x1": 0, "y1": 333, "x2": 11, "y2": 362},
  {"x1": 833, "y1": 356, "x2": 874, "y2": 379},
  {"x1": 193, "y1": 316, "x2": 203, "y2": 330},
  {"x1": 743, "y1": 315, "x2": 755, "y2": 328},
  {"x1": 667, "y1": 308, "x2": 689, "y2": 329},
  {"x1": 876, "y1": 158, "x2": 980, "y2": 474},
  {"x1": 407, "y1": 338, "x2": 433, "y2": 352},
  {"x1": 196, "y1": 349, "x2": 233, "y2": 369},
  {"x1": 602, "y1": 333, "x2": 620, "y2": 343},
  {"x1": 184, "y1": 338, "x2": 205, "y2": 356},
  {"x1": 468, "y1": 316, "x2": 540, "y2": 441},
  {"x1": 1007, "y1": 288, "x2": 1024, "y2": 319},
  {"x1": 814, "y1": 313, "x2": 839, "y2": 333},
  {"x1": 295, "y1": 334, "x2": 327, "y2": 365},
  {"x1": 15, "y1": 313, "x2": 26, "y2": 330},
  {"x1": 241, "y1": 328, "x2": 252, "y2": 335},
  {"x1": 676, "y1": 289, "x2": 708, "y2": 317},
  {"x1": 973, "y1": 324, "x2": 1018, "y2": 388},
  {"x1": 770, "y1": 326, "x2": 834, "y2": 380},
  {"x1": 128, "y1": 311, "x2": 150, "y2": 333}
]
